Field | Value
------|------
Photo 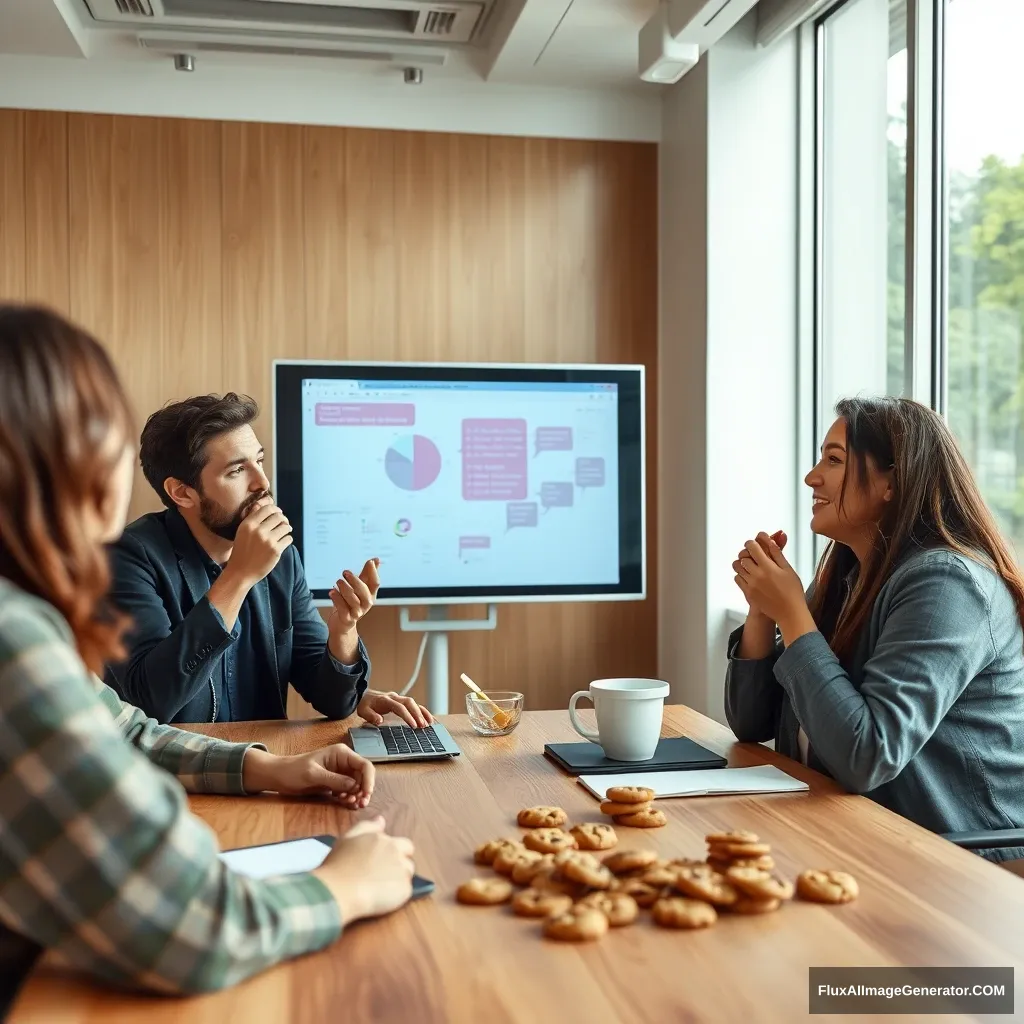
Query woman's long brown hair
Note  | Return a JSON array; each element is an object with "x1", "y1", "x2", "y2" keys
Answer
[
  {"x1": 0, "y1": 305, "x2": 134, "y2": 673},
  {"x1": 808, "y1": 396, "x2": 1024, "y2": 662}
]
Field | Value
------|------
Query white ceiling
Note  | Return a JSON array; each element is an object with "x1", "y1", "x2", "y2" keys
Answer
[{"x1": 0, "y1": 0, "x2": 662, "y2": 94}]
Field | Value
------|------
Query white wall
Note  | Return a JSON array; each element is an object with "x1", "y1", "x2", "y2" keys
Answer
[
  {"x1": 705, "y1": 15, "x2": 800, "y2": 718},
  {"x1": 0, "y1": 54, "x2": 662, "y2": 142},
  {"x1": 659, "y1": 13, "x2": 801, "y2": 722}
]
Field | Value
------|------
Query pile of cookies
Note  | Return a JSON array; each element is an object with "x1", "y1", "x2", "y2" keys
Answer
[
  {"x1": 513, "y1": 804, "x2": 621, "y2": 854},
  {"x1": 456, "y1": 816, "x2": 859, "y2": 943},
  {"x1": 598, "y1": 785, "x2": 667, "y2": 829}
]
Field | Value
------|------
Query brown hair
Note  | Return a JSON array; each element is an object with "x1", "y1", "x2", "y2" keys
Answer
[
  {"x1": 140, "y1": 393, "x2": 259, "y2": 507},
  {"x1": 808, "y1": 396, "x2": 1024, "y2": 661},
  {"x1": 0, "y1": 305, "x2": 134, "y2": 673}
]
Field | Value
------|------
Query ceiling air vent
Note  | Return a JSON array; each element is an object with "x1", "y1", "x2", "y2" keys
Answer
[
  {"x1": 422, "y1": 9, "x2": 457, "y2": 35},
  {"x1": 162, "y1": 0, "x2": 414, "y2": 32},
  {"x1": 89, "y1": 0, "x2": 486, "y2": 45},
  {"x1": 138, "y1": 33, "x2": 449, "y2": 65},
  {"x1": 202, "y1": 40, "x2": 390, "y2": 60}
]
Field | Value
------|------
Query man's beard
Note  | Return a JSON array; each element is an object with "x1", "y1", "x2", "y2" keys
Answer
[{"x1": 199, "y1": 488, "x2": 271, "y2": 541}]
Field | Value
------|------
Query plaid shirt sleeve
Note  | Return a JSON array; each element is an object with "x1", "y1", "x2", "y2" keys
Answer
[
  {"x1": 0, "y1": 589, "x2": 343, "y2": 994},
  {"x1": 92, "y1": 676, "x2": 261, "y2": 796}
]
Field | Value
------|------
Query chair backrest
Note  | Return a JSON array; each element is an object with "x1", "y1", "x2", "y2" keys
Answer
[{"x1": 0, "y1": 928, "x2": 43, "y2": 1019}]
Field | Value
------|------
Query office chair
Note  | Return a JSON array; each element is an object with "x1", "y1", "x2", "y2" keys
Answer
[{"x1": 941, "y1": 828, "x2": 1024, "y2": 852}]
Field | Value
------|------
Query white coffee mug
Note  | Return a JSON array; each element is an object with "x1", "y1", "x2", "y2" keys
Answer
[{"x1": 568, "y1": 678, "x2": 670, "y2": 761}]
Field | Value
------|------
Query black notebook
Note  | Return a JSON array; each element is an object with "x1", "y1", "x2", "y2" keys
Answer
[{"x1": 543, "y1": 737, "x2": 727, "y2": 776}]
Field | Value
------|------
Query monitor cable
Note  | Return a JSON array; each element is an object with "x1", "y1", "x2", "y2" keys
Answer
[{"x1": 398, "y1": 632, "x2": 430, "y2": 697}]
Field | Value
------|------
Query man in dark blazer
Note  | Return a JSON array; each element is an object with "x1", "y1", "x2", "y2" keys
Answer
[{"x1": 105, "y1": 393, "x2": 432, "y2": 728}]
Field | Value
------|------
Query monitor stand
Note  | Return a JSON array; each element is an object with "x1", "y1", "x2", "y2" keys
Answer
[{"x1": 399, "y1": 605, "x2": 498, "y2": 715}]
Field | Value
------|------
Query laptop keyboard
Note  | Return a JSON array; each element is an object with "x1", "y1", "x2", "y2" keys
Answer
[{"x1": 379, "y1": 725, "x2": 449, "y2": 756}]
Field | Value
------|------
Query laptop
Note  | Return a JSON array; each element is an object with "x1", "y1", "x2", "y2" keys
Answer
[{"x1": 349, "y1": 721, "x2": 462, "y2": 762}]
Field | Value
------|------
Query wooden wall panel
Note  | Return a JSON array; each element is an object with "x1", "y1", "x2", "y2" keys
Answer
[
  {"x1": 302, "y1": 125, "x2": 349, "y2": 361},
  {"x1": 0, "y1": 110, "x2": 658, "y2": 715},
  {"x1": 157, "y1": 118, "x2": 224, "y2": 406},
  {"x1": 0, "y1": 110, "x2": 26, "y2": 301},
  {"x1": 445, "y1": 134, "x2": 490, "y2": 355},
  {"x1": 222, "y1": 122, "x2": 306, "y2": 487},
  {"x1": 23, "y1": 112, "x2": 69, "y2": 310},
  {"x1": 485, "y1": 137, "x2": 528, "y2": 357},
  {"x1": 523, "y1": 138, "x2": 564, "y2": 364},
  {"x1": 70, "y1": 114, "x2": 169, "y2": 504},
  {"x1": 340, "y1": 128, "x2": 398, "y2": 360},
  {"x1": 68, "y1": 115, "x2": 115, "y2": 342},
  {"x1": 395, "y1": 131, "x2": 451, "y2": 362}
]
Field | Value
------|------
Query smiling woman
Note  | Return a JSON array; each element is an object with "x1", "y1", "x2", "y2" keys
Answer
[{"x1": 724, "y1": 396, "x2": 1024, "y2": 861}]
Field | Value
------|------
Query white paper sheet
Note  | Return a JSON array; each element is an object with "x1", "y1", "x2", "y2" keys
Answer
[
  {"x1": 219, "y1": 838, "x2": 332, "y2": 879},
  {"x1": 577, "y1": 764, "x2": 809, "y2": 800}
]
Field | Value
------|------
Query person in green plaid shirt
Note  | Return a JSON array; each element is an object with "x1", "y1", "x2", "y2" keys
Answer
[{"x1": 0, "y1": 306, "x2": 415, "y2": 1001}]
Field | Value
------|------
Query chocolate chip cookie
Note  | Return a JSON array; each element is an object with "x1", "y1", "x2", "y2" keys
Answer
[
  {"x1": 605, "y1": 786, "x2": 655, "y2": 804},
  {"x1": 724, "y1": 866, "x2": 794, "y2": 901},
  {"x1": 672, "y1": 864, "x2": 740, "y2": 908},
  {"x1": 517, "y1": 806, "x2": 569, "y2": 829},
  {"x1": 603, "y1": 849, "x2": 660, "y2": 875},
  {"x1": 796, "y1": 869, "x2": 859, "y2": 904},
  {"x1": 558, "y1": 851, "x2": 614, "y2": 890},
  {"x1": 543, "y1": 906, "x2": 609, "y2": 942},
  {"x1": 609, "y1": 876, "x2": 661, "y2": 908},
  {"x1": 457, "y1": 878, "x2": 514, "y2": 906},
  {"x1": 523, "y1": 828, "x2": 579, "y2": 855},
  {"x1": 614, "y1": 807, "x2": 667, "y2": 829},
  {"x1": 473, "y1": 838, "x2": 521, "y2": 866},
  {"x1": 511, "y1": 852, "x2": 555, "y2": 885},
  {"x1": 652, "y1": 897, "x2": 718, "y2": 930},
  {"x1": 578, "y1": 890, "x2": 640, "y2": 927},
  {"x1": 511, "y1": 888, "x2": 573, "y2": 918},
  {"x1": 570, "y1": 822, "x2": 618, "y2": 851}
]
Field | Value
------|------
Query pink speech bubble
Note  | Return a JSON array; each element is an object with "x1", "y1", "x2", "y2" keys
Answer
[
  {"x1": 458, "y1": 535, "x2": 491, "y2": 557},
  {"x1": 462, "y1": 418, "x2": 528, "y2": 500},
  {"x1": 315, "y1": 402, "x2": 416, "y2": 426},
  {"x1": 506, "y1": 502, "x2": 539, "y2": 530},
  {"x1": 575, "y1": 457, "x2": 606, "y2": 488},
  {"x1": 534, "y1": 426, "x2": 573, "y2": 456},
  {"x1": 540, "y1": 482, "x2": 574, "y2": 510}
]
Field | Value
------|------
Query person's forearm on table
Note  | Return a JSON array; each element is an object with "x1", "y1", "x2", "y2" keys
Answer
[{"x1": 242, "y1": 746, "x2": 280, "y2": 793}]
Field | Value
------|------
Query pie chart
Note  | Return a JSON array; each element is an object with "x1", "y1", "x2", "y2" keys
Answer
[{"x1": 385, "y1": 434, "x2": 442, "y2": 491}]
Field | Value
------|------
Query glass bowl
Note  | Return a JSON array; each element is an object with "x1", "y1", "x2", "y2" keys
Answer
[{"x1": 465, "y1": 691, "x2": 524, "y2": 736}]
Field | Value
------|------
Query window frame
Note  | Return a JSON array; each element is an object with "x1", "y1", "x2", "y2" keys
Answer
[
  {"x1": 801, "y1": 0, "x2": 947, "y2": 569},
  {"x1": 904, "y1": 0, "x2": 946, "y2": 411},
  {"x1": 794, "y1": 16, "x2": 819, "y2": 584}
]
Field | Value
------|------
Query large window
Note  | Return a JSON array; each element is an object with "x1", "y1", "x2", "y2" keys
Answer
[
  {"x1": 814, "y1": 0, "x2": 1024, "y2": 558},
  {"x1": 944, "y1": 0, "x2": 1024, "y2": 556},
  {"x1": 819, "y1": 0, "x2": 908, "y2": 421}
]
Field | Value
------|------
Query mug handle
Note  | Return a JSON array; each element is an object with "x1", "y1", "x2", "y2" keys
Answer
[{"x1": 568, "y1": 690, "x2": 600, "y2": 743}]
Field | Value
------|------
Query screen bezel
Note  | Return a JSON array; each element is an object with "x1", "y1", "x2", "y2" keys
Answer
[{"x1": 273, "y1": 360, "x2": 646, "y2": 606}]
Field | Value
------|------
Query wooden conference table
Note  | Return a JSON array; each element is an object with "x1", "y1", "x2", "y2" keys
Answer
[{"x1": 11, "y1": 707, "x2": 1024, "y2": 1023}]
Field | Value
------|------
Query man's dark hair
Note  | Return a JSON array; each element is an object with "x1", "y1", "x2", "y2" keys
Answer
[{"x1": 140, "y1": 393, "x2": 259, "y2": 508}]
